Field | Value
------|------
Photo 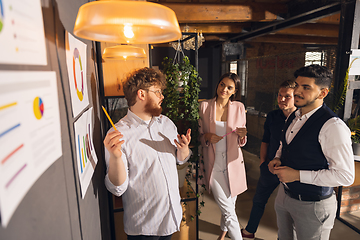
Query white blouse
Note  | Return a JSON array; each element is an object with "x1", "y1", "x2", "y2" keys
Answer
[{"x1": 214, "y1": 120, "x2": 227, "y2": 171}]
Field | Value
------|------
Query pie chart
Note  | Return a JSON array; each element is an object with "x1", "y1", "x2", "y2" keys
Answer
[
  {"x1": 0, "y1": 0, "x2": 4, "y2": 32},
  {"x1": 73, "y1": 48, "x2": 84, "y2": 101},
  {"x1": 33, "y1": 97, "x2": 44, "y2": 120}
]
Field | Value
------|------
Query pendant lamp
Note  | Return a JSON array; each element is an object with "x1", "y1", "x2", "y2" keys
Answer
[
  {"x1": 73, "y1": 0, "x2": 181, "y2": 44},
  {"x1": 102, "y1": 45, "x2": 146, "y2": 60}
]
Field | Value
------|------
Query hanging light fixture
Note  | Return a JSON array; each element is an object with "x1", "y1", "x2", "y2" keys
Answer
[
  {"x1": 102, "y1": 45, "x2": 146, "y2": 60},
  {"x1": 73, "y1": 0, "x2": 181, "y2": 44},
  {"x1": 171, "y1": 26, "x2": 205, "y2": 51}
]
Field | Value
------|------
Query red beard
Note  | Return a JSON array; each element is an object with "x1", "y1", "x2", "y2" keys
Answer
[{"x1": 144, "y1": 97, "x2": 162, "y2": 116}]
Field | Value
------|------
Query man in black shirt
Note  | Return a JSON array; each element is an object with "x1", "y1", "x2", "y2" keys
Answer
[{"x1": 242, "y1": 80, "x2": 297, "y2": 239}]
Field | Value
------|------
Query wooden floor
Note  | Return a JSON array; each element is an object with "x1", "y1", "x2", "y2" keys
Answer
[{"x1": 197, "y1": 150, "x2": 360, "y2": 240}]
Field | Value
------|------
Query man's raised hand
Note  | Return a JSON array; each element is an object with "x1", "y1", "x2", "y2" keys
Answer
[{"x1": 104, "y1": 130, "x2": 125, "y2": 159}]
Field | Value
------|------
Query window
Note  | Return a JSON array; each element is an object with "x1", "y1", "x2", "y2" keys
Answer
[
  {"x1": 230, "y1": 61, "x2": 237, "y2": 74},
  {"x1": 305, "y1": 51, "x2": 325, "y2": 66}
]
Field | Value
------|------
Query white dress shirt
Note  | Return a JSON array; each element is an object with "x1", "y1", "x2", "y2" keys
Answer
[
  {"x1": 104, "y1": 109, "x2": 191, "y2": 236},
  {"x1": 275, "y1": 105, "x2": 355, "y2": 187}
]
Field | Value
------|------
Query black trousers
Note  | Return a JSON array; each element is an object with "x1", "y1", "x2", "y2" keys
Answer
[
  {"x1": 245, "y1": 161, "x2": 280, "y2": 233},
  {"x1": 127, "y1": 234, "x2": 172, "y2": 240}
]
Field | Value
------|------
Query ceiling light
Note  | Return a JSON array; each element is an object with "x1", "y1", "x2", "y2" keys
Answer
[
  {"x1": 102, "y1": 45, "x2": 146, "y2": 60},
  {"x1": 73, "y1": 0, "x2": 181, "y2": 44}
]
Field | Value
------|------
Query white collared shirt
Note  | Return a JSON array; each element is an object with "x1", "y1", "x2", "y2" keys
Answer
[
  {"x1": 275, "y1": 106, "x2": 354, "y2": 187},
  {"x1": 104, "y1": 109, "x2": 191, "y2": 236}
]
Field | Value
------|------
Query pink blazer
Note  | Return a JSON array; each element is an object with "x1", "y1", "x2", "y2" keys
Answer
[{"x1": 198, "y1": 98, "x2": 247, "y2": 197}]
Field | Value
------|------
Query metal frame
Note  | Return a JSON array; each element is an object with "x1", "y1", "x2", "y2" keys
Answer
[
  {"x1": 94, "y1": 41, "x2": 118, "y2": 240},
  {"x1": 335, "y1": 0, "x2": 360, "y2": 234},
  {"x1": 170, "y1": 32, "x2": 200, "y2": 240},
  {"x1": 181, "y1": 32, "x2": 199, "y2": 240},
  {"x1": 341, "y1": 0, "x2": 360, "y2": 121},
  {"x1": 177, "y1": 32, "x2": 199, "y2": 71}
]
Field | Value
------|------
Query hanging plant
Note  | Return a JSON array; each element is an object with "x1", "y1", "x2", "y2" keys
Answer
[
  {"x1": 162, "y1": 57, "x2": 181, "y2": 124},
  {"x1": 162, "y1": 56, "x2": 201, "y2": 150},
  {"x1": 161, "y1": 55, "x2": 204, "y2": 219}
]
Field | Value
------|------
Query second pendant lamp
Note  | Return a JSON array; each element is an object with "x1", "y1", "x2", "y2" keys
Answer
[{"x1": 102, "y1": 45, "x2": 146, "y2": 61}]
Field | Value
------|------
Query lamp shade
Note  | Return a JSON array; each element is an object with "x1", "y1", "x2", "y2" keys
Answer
[
  {"x1": 73, "y1": 0, "x2": 182, "y2": 44},
  {"x1": 102, "y1": 45, "x2": 146, "y2": 60}
]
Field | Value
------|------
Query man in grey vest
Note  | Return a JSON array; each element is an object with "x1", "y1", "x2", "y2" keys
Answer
[{"x1": 268, "y1": 64, "x2": 355, "y2": 240}]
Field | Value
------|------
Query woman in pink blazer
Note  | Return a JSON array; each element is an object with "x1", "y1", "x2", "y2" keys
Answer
[{"x1": 198, "y1": 73, "x2": 247, "y2": 240}]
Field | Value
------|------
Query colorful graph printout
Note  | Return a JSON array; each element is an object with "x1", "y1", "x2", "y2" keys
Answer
[
  {"x1": 0, "y1": 71, "x2": 62, "y2": 227},
  {"x1": 66, "y1": 32, "x2": 89, "y2": 117},
  {"x1": 74, "y1": 107, "x2": 98, "y2": 199},
  {"x1": 0, "y1": 0, "x2": 47, "y2": 65},
  {"x1": 0, "y1": 0, "x2": 4, "y2": 32}
]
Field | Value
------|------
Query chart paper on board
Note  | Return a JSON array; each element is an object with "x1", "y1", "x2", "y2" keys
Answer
[
  {"x1": 65, "y1": 32, "x2": 89, "y2": 118},
  {"x1": 0, "y1": 0, "x2": 47, "y2": 65},
  {"x1": 74, "y1": 107, "x2": 99, "y2": 199},
  {"x1": 0, "y1": 71, "x2": 62, "y2": 227}
]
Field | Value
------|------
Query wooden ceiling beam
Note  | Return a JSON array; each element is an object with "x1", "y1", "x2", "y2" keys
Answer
[
  {"x1": 275, "y1": 23, "x2": 339, "y2": 37},
  {"x1": 179, "y1": 22, "x2": 339, "y2": 37},
  {"x1": 250, "y1": 34, "x2": 338, "y2": 45},
  {"x1": 311, "y1": 13, "x2": 340, "y2": 24},
  {"x1": 179, "y1": 23, "x2": 246, "y2": 34},
  {"x1": 227, "y1": 3, "x2": 340, "y2": 43},
  {"x1": 204, "y1": 35, "x2": 228, "y2": 42},
  {"x1": 160, "y1": 3, "x2": 287, "y2": 23}
]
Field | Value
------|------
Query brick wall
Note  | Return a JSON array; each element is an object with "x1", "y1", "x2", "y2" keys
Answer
[
  {"x1": 244, "y1": 42, "x2": 306, "y2": 114},
  {"x1": 245, "y1": 42, "x2": 307, "y2": 58},
  {"x1": 242, "y1": 42, "x2": 337, "y2": 135},
  {"x1": 340, "y1": 186, "x2": 360, "y2": 214},
  {"x1": 340, "y1": 161, "x2": 360, "y2": 215},
  {"x1": 238, "y1": 42, "x2": 337, "y2": 156}
]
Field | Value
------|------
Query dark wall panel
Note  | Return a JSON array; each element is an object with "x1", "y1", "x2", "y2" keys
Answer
[
  {"x1": 0, "y1": 0, "x2": 110, "y2": 239},
  {"x1": 198, "y1": 46, "x2": 222, "y2": 100}
]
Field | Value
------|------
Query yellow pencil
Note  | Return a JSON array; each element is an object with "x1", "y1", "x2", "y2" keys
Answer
[{"x1": 102, "y1": 106, "x2": 118, "y2": 131}]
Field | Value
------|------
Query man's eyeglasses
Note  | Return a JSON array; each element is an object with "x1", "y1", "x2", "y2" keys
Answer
[{"x1": 147, "y1": 89, "x2": 163, "y2": 98}]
